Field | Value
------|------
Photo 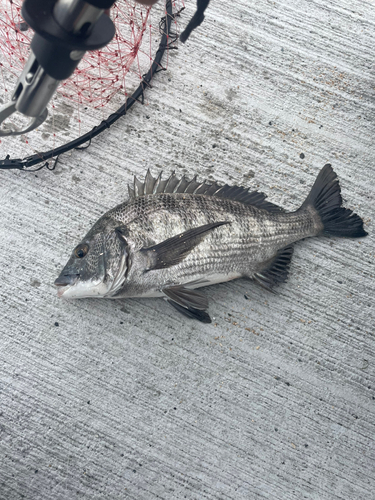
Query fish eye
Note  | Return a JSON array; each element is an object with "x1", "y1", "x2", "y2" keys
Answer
[{"x1": 74, "y1": 244, "x2": 89, "y2": 259}]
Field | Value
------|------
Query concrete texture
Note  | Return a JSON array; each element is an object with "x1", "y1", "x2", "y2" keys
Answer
[{"x1": 0, "y1": 0, "x2": 374, "y2": 499}]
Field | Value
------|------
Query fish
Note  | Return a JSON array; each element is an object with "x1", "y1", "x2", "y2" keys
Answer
[{"x1": 55, "y1": 164, "x2": 367, "y2": 323}]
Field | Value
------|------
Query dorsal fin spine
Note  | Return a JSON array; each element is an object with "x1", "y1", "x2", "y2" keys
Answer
[
  {"x1": 127, "y1": 171, "x2": 284, "y2": 213},
  {"x1": 174, "y1": 175, "x2": 189, "y2": 193},
  {"x1": 144, "y1": 169, "x2": 156, "y2": 194},
  {"x1": 153, "y1": 172, "x2": 163, "y2": 194}
]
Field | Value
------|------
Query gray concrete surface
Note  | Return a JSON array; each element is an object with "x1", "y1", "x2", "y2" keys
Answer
[{"x1": 1, "y1": 0, "x2": 374, "y2": 499}]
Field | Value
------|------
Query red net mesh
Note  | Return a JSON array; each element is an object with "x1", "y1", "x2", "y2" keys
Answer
[
  {"x1": 0, "y1": 1, "x2": 155, "y2": 108},
  {"x1": 0, "y1": 0, "x2": 182, "y2": 161}
]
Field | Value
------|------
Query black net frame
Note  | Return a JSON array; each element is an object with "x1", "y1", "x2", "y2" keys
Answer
[{"x1": 0, "y1": 0, "x2": 179, "y2": 171}]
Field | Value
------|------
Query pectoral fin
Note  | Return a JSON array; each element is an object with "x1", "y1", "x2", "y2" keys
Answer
[
  {"x1": 141, "y1": 221, "x2": 230, "y2": 271},
  {"x1": 163, "y1": 284, "x2": 211, "y2": 323}
]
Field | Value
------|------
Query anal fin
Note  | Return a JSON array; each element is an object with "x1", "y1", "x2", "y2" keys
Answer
[{"x1": 253, "y1": 246, "x2": 294, "y2": 292}]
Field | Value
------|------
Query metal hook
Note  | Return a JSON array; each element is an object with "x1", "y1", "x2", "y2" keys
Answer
[{"x1": 0, "y1": 102, "x2": 48, "y2": 137}]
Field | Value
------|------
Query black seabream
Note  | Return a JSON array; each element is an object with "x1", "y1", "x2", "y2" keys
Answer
[{"x1": 55, "y1": 165, "x2": 367, "y2": 322}]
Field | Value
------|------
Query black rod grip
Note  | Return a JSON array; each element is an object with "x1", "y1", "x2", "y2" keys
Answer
[{"x1": 31, "y1": 34, "x2": 82, "y2": 80}]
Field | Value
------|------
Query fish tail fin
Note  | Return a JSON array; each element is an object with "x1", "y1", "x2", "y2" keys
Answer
[{"x1": 300, "y1": 164, "x2": 367, "y2": 238}]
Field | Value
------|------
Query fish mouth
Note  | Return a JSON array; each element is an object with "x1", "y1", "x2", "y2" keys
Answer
[
  {"x1": 54, "y1": 275, "x2": 109, "y2": 299},
  {"x1": 54, "y1": 274, "x2": 79, "y2": 298},
  {"x1": 56, "y1": 284, "x2": 71, "y2": 298}
]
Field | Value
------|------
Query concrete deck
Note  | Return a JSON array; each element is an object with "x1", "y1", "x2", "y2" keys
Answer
[{"x1": 0, "y1": 0, "x2": 374, "y2": 498}]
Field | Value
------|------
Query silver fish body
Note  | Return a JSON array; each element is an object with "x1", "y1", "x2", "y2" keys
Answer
[{"x1": 55, "y1": 165, "x2": 367, "y2": 322}]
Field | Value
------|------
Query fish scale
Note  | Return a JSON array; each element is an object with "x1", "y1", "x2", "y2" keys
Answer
[
  {"x1": 110, "y1": 194, "x2": 311, "y2": 249},
  {"x1": 55, "y1": 166, "x2": 367, "y2": 323}
]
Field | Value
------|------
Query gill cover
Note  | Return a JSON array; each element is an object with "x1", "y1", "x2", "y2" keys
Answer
[{"x1": 104, "y1": 227, "x2": 130, "y2": 297}]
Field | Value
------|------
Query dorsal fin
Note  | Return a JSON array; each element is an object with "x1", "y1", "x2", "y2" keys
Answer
[{"x1": 128, "y1": 170, "x2": 284, "y2": 213}]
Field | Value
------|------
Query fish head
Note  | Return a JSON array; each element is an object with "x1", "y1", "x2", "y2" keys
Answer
[{"x1": 55, "y1": 218, "x2": 129, "y2": 299}]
